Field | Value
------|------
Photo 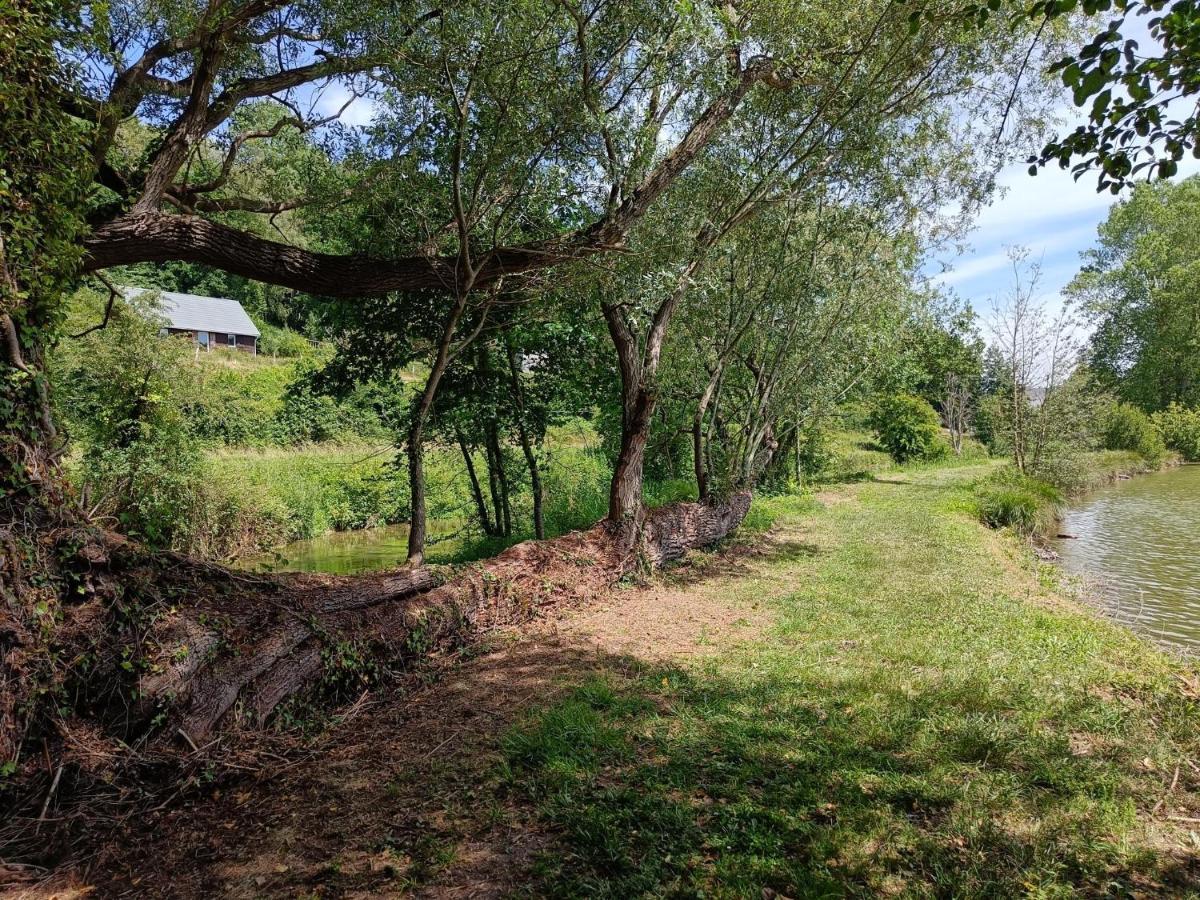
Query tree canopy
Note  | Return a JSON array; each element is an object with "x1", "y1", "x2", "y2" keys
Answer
[{"x1": 1069, "y1": 174, "x2": 1200, "y2": 409}]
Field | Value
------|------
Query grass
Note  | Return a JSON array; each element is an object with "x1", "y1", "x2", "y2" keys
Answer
[
  {"x1": 498, "y1": 461, "x2": 1200, "y2": 897},
  {"x1": 205, "y1": 431, "x2": 659, "y2": 563},
  {"x1": 974, "y1": 469, "x2": 1064, "y2": 536}
]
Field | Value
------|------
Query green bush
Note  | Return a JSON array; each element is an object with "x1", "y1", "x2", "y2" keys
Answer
[
  {"x1": 56, "y1": 291, "x2": 211, "y2": 549},
  {"x1": 257, "y1": 323, "x2": 314, "y2": 358},
  {"x1": 974, "y1": 470, "x2": 1062, "y2": 536},
  {"x1": 1152, "y1": 403, "x2": 1200, "y2": 461},
  {"x1": 869, "y1": 393, "x2": 944, "y2": 463},
  {"x1": 1102, "y1": 402, "x2": 1166, "y2": 462}
]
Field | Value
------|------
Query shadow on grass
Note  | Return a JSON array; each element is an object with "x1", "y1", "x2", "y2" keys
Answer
[
  {"x1": 661, "y1": 531, "x2": 822, "y2": 592},
  {"x1": 500, "y1": 659, "x2": 1200, "y2": 898}
]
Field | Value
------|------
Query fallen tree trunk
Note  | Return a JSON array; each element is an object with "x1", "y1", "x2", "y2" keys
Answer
[
  {"x1": 18, "y1": 493, "x2": 751, "y2": 762},
  {"x1": 148, "y1": 492, "x2": 751, "y2": 742},
  {"x1": 1, "y1": 494, "x2": 750, "y2": 861}
]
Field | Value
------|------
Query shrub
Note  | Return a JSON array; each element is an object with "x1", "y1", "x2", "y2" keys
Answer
[
  {"x1": 1152, "y1": 403, "x2": 1200, "y2": 462},
  {"x1": 258, "y1": 324, "x2": 314, "y2": 358},
  {"x1": 1102, "y1": 402, "x2": 1166, "y2": 463},
  {"x1": 974, "y1": 470, "x2": 1062, "y2": 536},
  {"x1": 869, "y1": 394, "x2": 944, "y2": 463}
]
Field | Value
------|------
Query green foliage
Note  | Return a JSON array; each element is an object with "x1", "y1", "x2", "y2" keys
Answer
[
  {"x1": 869, "y1": 393, "x2": 945, "y2": 463},
  {"x1": 974, "y1": 469, "x2": 1062, "y2": 536},
  {"x1": 257, "y1": 324, "x2": 314, "y2": 358},
  {"x1": 0, "y1": 0, "x2": 88, "y2": 493},
  {"x1": 1101, "y1": 401, "x2": 1166, "y2": 463},
  {"x1": 1151, "y1": 403, "x2": 1200, "y2": 462},
  {"x1": 55, "y1": 291, "x2": 209, "y2": 547},
  {"x1": 1071, "y1": 177, "x2": 1200, "y2": 411},
  {"x1": 883, "y1": 292, "x2": 984, "y2": 408},
  {"x1": 1033, "y1": 0, "x2": 1200, "y2": 191},
  {"x1": 162, "y1": 445, "x2": 414, "y2": 561}
]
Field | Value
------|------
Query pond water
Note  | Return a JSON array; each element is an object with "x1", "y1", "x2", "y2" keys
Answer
[
  {"x1": 235, "y1": 521, "x2": 464, "y2": 576},
  {"x1": 1053, "y1": 464, "x2": 1200, "y2": 653}
]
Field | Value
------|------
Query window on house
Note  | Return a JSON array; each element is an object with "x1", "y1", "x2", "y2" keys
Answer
[
  {"x1": 197, "y1": 331, "x2": 209, "y2": 348},
  {"x1": 228, "y1": 333, "x2": 237, "y2": 347}
]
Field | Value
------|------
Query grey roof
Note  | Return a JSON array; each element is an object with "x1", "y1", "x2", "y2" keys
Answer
[{"x1": 123, "y1": 287, "x2": 261, "y2": 337}]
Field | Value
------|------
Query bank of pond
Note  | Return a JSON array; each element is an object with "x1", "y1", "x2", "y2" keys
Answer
[{"x1": 220, "y1": 433, "x2": 1198, "y2": 659}]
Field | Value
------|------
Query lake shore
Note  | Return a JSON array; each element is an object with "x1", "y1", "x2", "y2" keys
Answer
[{"x1": 72, "y1": 456, "x2": 1200, "y2": 897}]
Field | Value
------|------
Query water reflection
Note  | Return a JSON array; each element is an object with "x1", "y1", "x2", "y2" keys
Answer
[
  {"x1": 1053, "y1": 465, "x2": 1200, "y2": 653},
  {"x1": 235, "y1": 521, "x2": 461, "y2": 576}
]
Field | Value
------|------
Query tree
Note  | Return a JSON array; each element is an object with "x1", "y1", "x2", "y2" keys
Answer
[
  {"x1": 988, "y1": 248, "x2": 1085, "y2": 475},
  {"x1": 66, "y1": 0, "x2": 815, "y2": 294},
  {"x1": 1068, "y1": 175, "x2": 1200, "y2": 410},
  {"x1": 664, "y1": 198, "x2": 920, "y2": 497},
  {"x1": 586, "y1": 0, "x2": 1052, "y2": 526}
]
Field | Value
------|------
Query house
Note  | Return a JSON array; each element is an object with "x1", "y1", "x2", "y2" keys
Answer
[{"x1": 124, "y1": 287, "x2": 261, "y2": 354}]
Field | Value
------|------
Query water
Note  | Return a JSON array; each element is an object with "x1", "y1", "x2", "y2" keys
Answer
[
  {"x1": 235, "y1": 518, "x2": 470, "y2": 575},
  {"x1": 1053, "y1": 465, "x2": 1200, "y2": 653},
  {"x1": 236, "y1": 524, "x2": 416, "y2": 575}
]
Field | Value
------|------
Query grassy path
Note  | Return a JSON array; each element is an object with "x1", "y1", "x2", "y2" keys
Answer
[
  {"x1": 74, "y1": 463, "x2": 1200, "y2": 898},
  {"x1": 501, "y1": 466, "x2": 1200, "y2": 897}
]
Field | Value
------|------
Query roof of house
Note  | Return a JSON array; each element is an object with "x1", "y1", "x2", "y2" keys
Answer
[{"x1": 123, "y1": 287, "x2": 261, "y2": 337}]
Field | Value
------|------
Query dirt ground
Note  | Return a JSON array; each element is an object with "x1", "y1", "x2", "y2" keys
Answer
[{"x1": 12, "y1": 527, "x2": 806, "y2": 899}]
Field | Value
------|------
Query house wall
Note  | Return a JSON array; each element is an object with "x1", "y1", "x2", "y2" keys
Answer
[{"x1": 166, "y1": 328, "x2": 257, "y2": 354}]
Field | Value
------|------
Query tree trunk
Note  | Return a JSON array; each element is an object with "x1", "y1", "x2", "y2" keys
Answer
[
  {"x1": 406, "y1": 414, "x2": 431, "y2": 566},
  {"x1": 405, "y1": 292, "x2": 471, "y2": 566},
  {"x1": 0, "y1": 492, "x2": 752, "y2": 798},
  {"x1": 151, "y1": 491, "x2": 753, "y2": 741},
  {"x1": 504, "y1": 338, "x2": 544, "y2": 540},
  {"x1": 610, "y1": 387, "x2": 655, "y2": 525},
  {"x1": 456, "y1": 428, "x2": 495, "y2": 536},
  {"x1": 602, "y1": 304, "x2": 655, "y2": 527},
  {"x1": 692, "y1": 366, "x2": 724, "y2": 501},
  {"x1": 484, "y1": 421, "x2": 510, "y2": 538}
]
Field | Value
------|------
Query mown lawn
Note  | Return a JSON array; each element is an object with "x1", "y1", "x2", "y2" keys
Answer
[{"x1": 499, "y1": 465, "x2": 1200, "y2": 897}]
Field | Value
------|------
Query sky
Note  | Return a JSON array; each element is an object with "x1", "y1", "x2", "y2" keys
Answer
[
  {"x1": 926, "y1": 8, "x2": 1200, "y2": 320},
  {"x1": 926, "y1": 152, "x2": 1200, "y2": 318}
]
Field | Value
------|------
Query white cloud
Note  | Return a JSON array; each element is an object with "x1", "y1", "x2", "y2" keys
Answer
[
  {"x1": 313, "y1": 82, "x2": 378, "y2": 129},
  {"x1": 932, "y1": 222, "x2": 1099, "y2": 288}
]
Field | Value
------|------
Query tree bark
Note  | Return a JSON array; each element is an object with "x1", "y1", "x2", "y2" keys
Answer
[
  {"x1": 406, "y1": 292, "x2": 472, "y2": 566},
  {"x1": 602, "y1": 304, "x2": 653, "y2": 526},
  {"x1": 160, "y1": 492, "x2": 753, "y2": 739},
  {"x1": 484, "y1": 421, "x2": 512, "y2": 538},
  {"x1": 692, "y1": 364, "x2": 725, "y2": 500},
  {"x1": 92, "y1": 494, "x2": 753, "y2": 749},
  {"x1": 504, "y1": 337, "x2": 544, "y2": 540},
  {"x1": 456, "y1": 427, "x2": 495, "y2": 536},
  {"x1": 610, "y1": 389, "x2": 655, "y2": 525}
]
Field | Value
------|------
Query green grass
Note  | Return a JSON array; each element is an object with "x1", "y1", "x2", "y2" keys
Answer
[
  {"x1": 203, "y1": 432, "x2": 641, "y2": 563},
  {"x1": 973, "y1": 469, "x2": 1064, "y2": 536},
  {"x1": 499, "y1": 462, "x2": 1200, "y2": 897}
]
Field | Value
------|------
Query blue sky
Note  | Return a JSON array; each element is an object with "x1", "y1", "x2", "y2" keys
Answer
[
  {"x1": 926, "y1": 12, "x2": 1200, "y2": 320},
  {"x1": 928, "y1": 152, "x2": 1200, "y2": 318}
]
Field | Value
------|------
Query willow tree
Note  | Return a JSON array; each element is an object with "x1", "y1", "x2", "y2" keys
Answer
[
  {"x1": 35, "y1": 0, "x2": 925, "y2": 562},
  {"x1": 584, "y1": 0, "x2": 1059, "y2": 528},
  {"x1": 668, "y1": 199, "x2": 924, "y2": 496}
]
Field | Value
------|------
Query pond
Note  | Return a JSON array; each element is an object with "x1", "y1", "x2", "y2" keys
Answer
[
  {"x1": 234, "y1": 521, "x2": 463, "y2": 576},
  {"x1": 1053, "y1": 464, "x2": 1200, "y2": 654}
]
